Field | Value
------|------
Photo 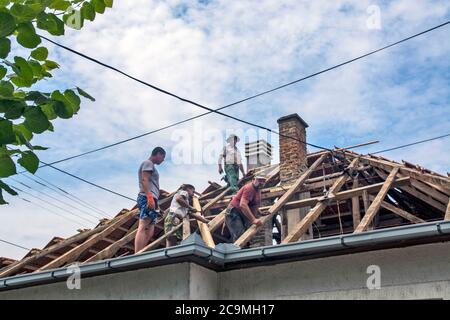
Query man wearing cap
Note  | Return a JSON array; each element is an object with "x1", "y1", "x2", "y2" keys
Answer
[
  {"x1": 218, "y1": 134, "x2": 246, "y2": 193},
  {"x1": 225, "y1": 175, "x2": 268, "y2": 242},
  {"x1": 165, "y1": 184, "x2": 210, "y2": 247}
]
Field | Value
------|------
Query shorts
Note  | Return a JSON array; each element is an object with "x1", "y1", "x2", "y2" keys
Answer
[
  {"x1": 164, "y1": 213, "x2": 183, "y2": 241},
  {"x1": 137, "y1": 194, "x2": 159, "y2": 224}
]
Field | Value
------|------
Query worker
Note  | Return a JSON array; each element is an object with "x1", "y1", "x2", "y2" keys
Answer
[
  {"x1": 134, "y1": 147, "x2": 166, "y2": 253},
  {"x1": 164, "y1": 184, "x2": 209, "y2": 247},
  {"x1": 225, "y1": 175, "x2": 268, "y2": 242},
  {"x1": 218, "y1": 134, "x2": 246, "y2": 194}
]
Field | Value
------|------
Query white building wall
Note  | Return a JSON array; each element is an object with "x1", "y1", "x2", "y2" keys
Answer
[{"x1": 1, "y1": 242, "x2": 449, "y2": 300}]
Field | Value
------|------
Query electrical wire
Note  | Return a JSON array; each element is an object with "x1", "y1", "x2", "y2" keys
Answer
[{"x1": 35, "y1": 20, "x2": 450, "y2": 168}]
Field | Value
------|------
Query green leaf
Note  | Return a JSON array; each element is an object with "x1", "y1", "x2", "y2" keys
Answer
[
  {"x1": 10, "y1": 3, "x2": 39, "y2": 22},
  {"x1": 31, "y1": 145, "x2": 48, "y2": 151},
  {"x1": 76, "y1": 87, "x2": 95, "y2": 101},
  {"x1": 25, "y1": 91, "x2": 50, "y2": 104},
  {"x1": 51, "y1": 90, "x2": 73, "y2": 118},
  {"x1": 23, "y1": 106, "x2": 50, "y2": 133},
  {"x1": 0, "y1": 118, "x2": 16, "y2": 144},
  {"x1": 30, "y1": 47, "x2": 48, "y2": 61},
  {"x1": 43, "y1": 60, "x2": 59, "y2": 70},
  {"x1": 104, "y1": 0, "x2": 113, "y2": 8},
  {"x1": 16, "y1": 22, "x2": 41, "y2": 49},
  {"x1": 40, "y1": 102, "x2": 57, "y2": 120},
  {"x1": 0, "y1": 65, "x2": 6, "y2": 79},
  {"x1": 0, "y1": 154, "x2": 16, "y2": 177},
  {"x1": 0, "y1": 12, "x2": 16, "y2": 38},
  {"x1": 28, "y1": 60, "x2": 43, "y2": 78},
  {"x1": 0, "y1": 180, "x2": 18, "y2": 196},
  {"x1": 0, "y1": 80, "x2": 14, "y2": 97},
  {"x1": 36, "y1": 12, "x2": 65, "y2": 36},
  {"x1": 13, "y1": 123, "x2": 33, "y2": 141},
  {"x1": 13, "y1": 56, "x2": 34, "y2": 82},
  {"x1": 64, "y1": 89, "x2": 80, "y2": 113},
  {"x1": 91, "y1": 0, "x2": 105, "y2": 14},
  {"x1": 18, "y1": 150, "x2": 39, "y2": 173},
  {"x1": 4, "y1": 100, "x2": 25, "y2": 119},
  {"x1": 0, "y1": 37, "x2": 11, "y2": 59},
  {"x1": 81, "y1": 2, "x2": 95, "y2": 21},
  {"x1": 49, "y1": 0, "x2": 71, "y2": 11}
]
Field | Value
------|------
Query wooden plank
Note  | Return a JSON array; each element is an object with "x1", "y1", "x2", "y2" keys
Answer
[
  {"x1": 182, "y1": 216, "x2": 191, "y2": 240},
  {"x1": 356, "y1": 155, "x2": 450, "y2": 190},
  {"x1": 445, "y1": 199, "x2": 450, "y2": 221},
  {"x1": 0, "y1": 218, "x2": 121, "y2": 277},
  {"x1": 207, "y1": 209, "x2": 227, "y2": 233},
  {"x1": 38, "y1": 209, "x2": 137, "y2": 271},
  {"x1": 203, "y1": 187, "x2": 230, "y2": 213},
  {"x1": 235, "y1": 153, "x2": 329, "y2": 247},
  {"x1": 281, "y1": 176, "x2": 410, "y2": 210},
  {"x1": 374, "y1": 168, "x2": 446, "y2": 212},
  {"x1": 137, "y1": 223, "x2": 183, "y2": 253},
  {"x1": 410, "y1": 179, "x2": 448, "y2": 204},
  {"x1": 354, "y1": 167, "x2": 399, "y2": 233},
  {"x1": 192, "y1": 197, "x2": 215, "y2": 248},
  {"x1": 282, "y1": 157, "x2": 360, "y2": 244},
  {"x1": 362, "y1": 190, "x2": 371, "y2": 230},
  {"x1": 351, "y1": 178, "x2": 361, "y2": 228},
  {"x1": 368, "y1": 195, "x2": 425, "y2": 224},
  {"x1": 84, "y1": 220, "x2": 139, "y2": 263}
]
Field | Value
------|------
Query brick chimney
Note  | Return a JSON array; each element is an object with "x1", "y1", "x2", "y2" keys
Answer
[
  {"x1": 277, "y1": 114, "x2": 309, "y2": 184},
  {"x1": 277, "y1": 114, "x2": 312, "y2": 241}
]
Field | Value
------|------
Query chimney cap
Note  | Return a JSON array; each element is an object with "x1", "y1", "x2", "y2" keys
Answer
[{"x1": 277, "y1": 113, "x2": 309, "y2": 128}]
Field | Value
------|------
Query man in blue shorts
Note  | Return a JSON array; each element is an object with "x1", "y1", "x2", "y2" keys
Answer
[{"x1": 134, "y1": 147, "x2": 166, "y2": 253}]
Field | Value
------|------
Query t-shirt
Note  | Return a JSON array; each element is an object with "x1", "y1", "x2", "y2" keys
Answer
[
  {"x1": 218, "y1": 144, "x2": 242, "y2": 165},
  {"x1": 169, "y1": 190, "x2": 190, "y2": 218},
  {"x1": 230, "y1": 182, "x2": 261, "y2": 214},
  {"x1": 138, "y1": 159, "x2": 160, "y2": 199}
]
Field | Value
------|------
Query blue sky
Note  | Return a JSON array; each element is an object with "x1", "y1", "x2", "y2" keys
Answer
[{"x1": 1, "y1": 0, "x2": 449, "y2": 259}]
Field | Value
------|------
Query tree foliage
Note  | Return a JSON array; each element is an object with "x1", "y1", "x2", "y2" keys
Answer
[{"x1": 0, "y1": 0, "x2": 113, "y2": 204}]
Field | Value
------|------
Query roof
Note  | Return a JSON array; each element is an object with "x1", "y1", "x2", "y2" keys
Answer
[{"x1": 0, "y1": 147, "x2": 449, "y2": 281}]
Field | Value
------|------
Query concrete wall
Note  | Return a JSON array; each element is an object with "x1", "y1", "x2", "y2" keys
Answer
[
  {"x1": 218, "y1": 242, "x2": 450, "y2": 299},
  {"x1": 1, "y1": 242, "x2": 450, "y2": 299}
]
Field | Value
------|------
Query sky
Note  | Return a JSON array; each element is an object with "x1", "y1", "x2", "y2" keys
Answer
[{"x1": 1, "y1": 0, "x2": 449, "y2": 259}]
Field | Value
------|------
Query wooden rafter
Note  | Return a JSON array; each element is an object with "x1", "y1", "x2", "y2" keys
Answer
[
  {"x1": 354, "y1": 167, "x2": 399, "y2": 233},
  {"x1": 282, "y1": 157, "x2": 360, "y2": 244},
  {"x1": 192, "y1": 197, "x2": 215, "y2": 248},
  {"x1": 38, "y1": 209, "x2": 137, "y2": 271},
  {"x1": 84, "y1": 220, "x2": 139, "y2": 263},
  {"x1": 368, "y1": 195, "x2": 425, "y2": 224},
  {"x1": 351, "y1": 177, "x2": 361, "y2": 228},
  {"x1": 235, "y1": 153, "x2": 328, "y2": 247},
  {"x1": 445, "y1": 199, "x2": 450, "y2": 221},
  {"x1": 374, "y1": 168, "x2": 447, "y2": 213}
]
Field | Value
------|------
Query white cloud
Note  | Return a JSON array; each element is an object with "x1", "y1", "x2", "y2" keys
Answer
[{"x1": 1, "y1": 0, "x2": 449, "y2": 259}]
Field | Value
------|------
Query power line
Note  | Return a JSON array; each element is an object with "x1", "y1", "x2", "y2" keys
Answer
[
  {"x1": 8, "y1": 184, "x2": 94, "y2": 226},
  {"x1": 8, "y1": 176, "x2": 103, "y2": 222},
  {"x1": 16, "y1": 196, "x2": 88, "y2": 228},
  {"x1": 0, "y1": 238, "x2": 30, "y2": 251},
  {"x1": 19, "y1": 173, "x2": 113, "y2": 218},
  {"x1": 369, "y1": 133, "x2": 450, "y2": 155},
  {"x1": 38, "y1": 160, "x2": 135, "y2": 202},
  {"x1": 36, "y1": 20, "x2": 450, "y2": 169},
  {"x1": 7, "y1": 147, "x2": 134, "y2": 203}
]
